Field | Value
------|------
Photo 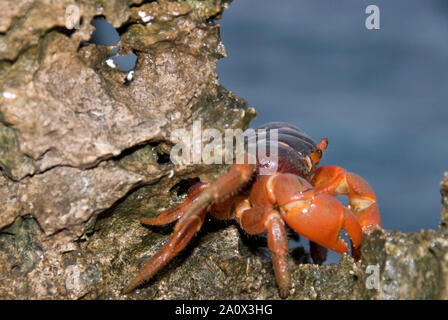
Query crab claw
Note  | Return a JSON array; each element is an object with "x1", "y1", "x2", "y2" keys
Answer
[
  {"x1": 311, "y1": 165, "x2": 381, "y2": 232},
  {"x1": 282, "y1": 194, "x2": 362, "y2": 253},
  {"x1": 274, "y1": 174, "x2": 362, "y2": 254}
]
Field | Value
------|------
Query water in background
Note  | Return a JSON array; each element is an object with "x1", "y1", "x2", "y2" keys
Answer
[{"x1": 218, "y1": 0, "x2": 448, "y2": 239}]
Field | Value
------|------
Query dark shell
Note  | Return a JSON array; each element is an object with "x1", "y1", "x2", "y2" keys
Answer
[{"x1": 246, "y1": 122, "x2": 319, "y2": 179}]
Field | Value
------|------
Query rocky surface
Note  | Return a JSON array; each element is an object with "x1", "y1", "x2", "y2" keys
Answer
[
  {"x1": 0, "y1": 0, "x2": 248, "y2": 237},
  {"x1": 0, "y1": 0, "x2": 447, "y2": 300}
]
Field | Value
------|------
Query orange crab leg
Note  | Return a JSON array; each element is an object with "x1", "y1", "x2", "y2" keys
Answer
[
  {"x1": 266, "y1": 211, "x2": 290, "y2": 299},
  {"x1": 176, "y1": 163, "x2": 255, "y2": 227},
  {"x1": 209, "y1": 194, "x2": 241, "y2": 221},
  {"x1": 311, "y1": 165, "x2": 381, "y2": 232},
  {"x1": 235, "y1": 199, "x2": 269, "y2": 234},
  {"x1": 235, "y1": 201, "x2": 290, "y2": 298},
  {"x1": 140, "y1": 183, "x2": 208, "y2": 226},
  {"x1": 122, "y1": 207, "x2": 207, "y2": 294},
  {"x1": 123, "y1": 163, "x2": 255, "y2": 294}
]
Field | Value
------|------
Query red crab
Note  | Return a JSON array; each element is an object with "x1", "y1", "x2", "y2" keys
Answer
[{"x1": 122, "y1": 122, "x2": 381, "y2": 298}]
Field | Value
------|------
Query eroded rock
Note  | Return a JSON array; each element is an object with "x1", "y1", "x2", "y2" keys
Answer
[
  {"x1": 0, "y1": 0, "x2": 256, "y2": 298},
  {"x1": 0, "y1": 0, "x2": 251, "y2": 236}
]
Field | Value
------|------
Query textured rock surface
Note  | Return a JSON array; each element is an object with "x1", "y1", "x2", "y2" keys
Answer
[
  {"x1": 0, "y1": 0, "x2": 447, "y2": 300},
  {"x1": 0, "y1": 0, "x2": 247, "y2": 235},
  {"x1": 0, "y1": 0, "x2": 254, "y2": 298},
  {"x1": 441, "y1": 173, "x2": 448, "y2": 234}
]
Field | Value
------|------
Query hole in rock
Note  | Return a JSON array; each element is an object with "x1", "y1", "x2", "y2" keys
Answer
[
  {"x1": 88, "y1": 18, "x2": 138, "y2": 76},
  {"x1": 156, "y1": 152, "x2": 172, "y2": 165},
  {"x1": 169, "y1": 177, "x2": 201, "y2": 197}
]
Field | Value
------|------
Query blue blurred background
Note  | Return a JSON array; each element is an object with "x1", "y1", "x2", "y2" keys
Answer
[{"x1": 217, "y1": 0, "x2": 448, "y2": 236}]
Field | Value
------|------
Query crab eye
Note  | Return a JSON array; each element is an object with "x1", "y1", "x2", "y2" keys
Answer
[
  {"x1": 310, "y1": 150, "x2": 322, "y2": 165},
  {"x1": 305, "y1": 156, "x2": 313, "y2": 171}
]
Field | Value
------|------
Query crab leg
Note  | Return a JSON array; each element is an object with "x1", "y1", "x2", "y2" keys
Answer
[
  {"x1": 311, "y1": 165, "x2": 381, "y2": 232},
  {"x1": 123, "y1": 163, "x2": 255, "y2": 294},
  {"x1": 140, "y1": 183, "x2": 208, "y2": 226},
  {"x1": 176, "y1": 163, "x2": 255, "y2": 226},
  {"x1": 266, "y1": 212, "x2": 290, "y2": 299},
  {"x1": 235, "y1": 201, "x2": 290, "y2": 298},
  {"x1": 122, "y1": 207, "x2": 207, "y2": 294}
]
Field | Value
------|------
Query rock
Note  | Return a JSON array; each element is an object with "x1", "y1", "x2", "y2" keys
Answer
[
  {"x1": 0, "y1": 0, "x2": 252, "y2": 237},
  {"x1": 0, "y1": 0, "x2": 256, "y2": 299},
  {"x1": 0, "y1": 0, "x2": 447, "y2": 300},
  {"x1": 441, "y1": 173, "x2": 448, "y2": 234}
]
